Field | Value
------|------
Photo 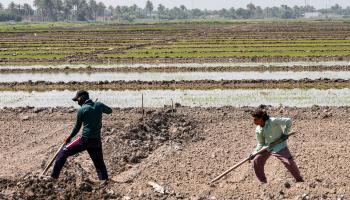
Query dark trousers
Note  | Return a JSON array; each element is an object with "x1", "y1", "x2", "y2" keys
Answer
[
  {"x1": 253, "y1": 147, "x2": 303, "y2": 183},
  {"x1": 51, "y1": 137, "x2": 108, "y2": 180}
]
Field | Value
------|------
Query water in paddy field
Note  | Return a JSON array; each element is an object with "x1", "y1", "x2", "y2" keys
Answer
[
  {"x1": 1, "y1": 89, "x2": 349, "y2": 108},
  {"x1": 1, "y1": 61, "x2": 350, "y2": 69},
  {"x1": 0, "y1": 71, "x2": 350, "y2": 82}
]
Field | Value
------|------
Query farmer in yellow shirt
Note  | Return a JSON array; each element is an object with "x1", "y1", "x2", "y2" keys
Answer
[{"x1": 250, "y1": 109, "x2": 304, "y2": 183}]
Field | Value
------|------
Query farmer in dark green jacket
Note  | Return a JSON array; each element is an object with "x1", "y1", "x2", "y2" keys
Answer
[{"x1": 51, "y1": 90, "x2": 112, "y2": 181}]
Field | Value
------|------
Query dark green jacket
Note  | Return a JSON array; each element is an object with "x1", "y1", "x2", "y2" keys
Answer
[{"x1": 70, "y1": 99, "x2": 112, "y2": 139}]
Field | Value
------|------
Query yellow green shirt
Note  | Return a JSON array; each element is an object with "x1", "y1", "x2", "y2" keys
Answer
[{"x1": 254, "y1": 117, "x2": 292, "y2": 153}]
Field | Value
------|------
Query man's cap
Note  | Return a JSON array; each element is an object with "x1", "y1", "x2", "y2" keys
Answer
[{"x1": 72, "y1": 90, "x2": 89, "y2": 101}]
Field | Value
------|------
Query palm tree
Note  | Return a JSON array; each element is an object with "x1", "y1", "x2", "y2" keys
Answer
[
  {"x1": 246, "y1": 3, "x2": 257, "y2": 18},
  {"x1": 108, "y1": 5, "x2": 114, "y2": 19},
  {"x1": 145, "y1": 0, "x2": 153, "y2": 17},
  {"x1": 115, "y1": 5, "x2": 121, "y2": 21},
  {"x1": 96, "y1": 2, "x2": 105, "y2": 20},
  {"x1": 88, "y1": 0, "x2": 97, "y2": 21},
  {"x1": 8, "y1": 2, "x2": 17, "y2": 14},
  {"x1": 34, "y1": 0, "x2": 49, "y2": 21},
  {"x1": 23, "y1": 3, "x2": 34, "y2": 17},
  {"x1": 180, "y1": 5, "x2": 186, "y2": 11},
  {"x1": 62, "y1": 0, "x2": 73, "y2": 20},
  {"x1": 157, "y1": 4, "x2": 165, "y2": 18}
]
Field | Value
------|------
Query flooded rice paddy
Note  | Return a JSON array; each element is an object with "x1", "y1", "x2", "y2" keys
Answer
[
  {"x1": 1, "y1": 61, "x2": 349, "y2": 107},
  {"x1": 1, "y1": 71, "x2": 350, "y2": 82},
  {"x1": 1, "y1": 89, "x2": 349, "y2": 108},
  {"x1": 1, "y1": 61, "x2": 350, "y2": 70}
]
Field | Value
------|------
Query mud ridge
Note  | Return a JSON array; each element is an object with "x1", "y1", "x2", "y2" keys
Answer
[
  {"x1": 0, "y1": 78, "x2": 349, "y2": 91},
  {"x1": 2, "y1": 55, "x2": 350, "y2": 65},
  {"x1": 1, "y1": 65, "x2": 350, "y2": 73}
]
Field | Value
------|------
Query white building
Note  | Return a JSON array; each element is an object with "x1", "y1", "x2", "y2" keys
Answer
[{"x1": 304, "y1": 12, "x2": 322, "y2": 18}]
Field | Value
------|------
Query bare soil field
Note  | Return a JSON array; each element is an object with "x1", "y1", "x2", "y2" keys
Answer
[{"x1": 1, "y1": 106, "x2": 349, "y2": 199}]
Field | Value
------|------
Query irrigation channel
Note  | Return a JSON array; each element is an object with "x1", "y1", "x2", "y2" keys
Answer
[
  {"x1": 1, "y1": 89, "x2": 349, "y2": 108},
  {"x1": 1, "y1": 71, "x2": 350, "y2": 82}
]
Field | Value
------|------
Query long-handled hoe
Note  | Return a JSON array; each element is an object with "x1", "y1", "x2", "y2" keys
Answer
[
  {"x1": 210, "y1": 132, "x2": 296, "y2": 183},
  {"x1": 41, "y1": 143, "x2": 65, "y2": 176}
]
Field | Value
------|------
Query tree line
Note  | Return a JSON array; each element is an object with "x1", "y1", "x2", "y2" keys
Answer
[{"x1": 1, "y1": 0, "x2": 350, "y2": 22}]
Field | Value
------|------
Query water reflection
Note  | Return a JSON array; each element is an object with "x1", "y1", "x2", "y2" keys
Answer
[
  {"x1": 0, "y1": 71, "x2": 349, "y2": 82},
  {"x1": 0, "y1": 61, "x2": 349, "y2": 69}
]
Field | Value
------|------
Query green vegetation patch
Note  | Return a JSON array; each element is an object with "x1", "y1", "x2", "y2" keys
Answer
[
  {"x1": 0, "y1": 54, "x2": 66, "y2": 59},
  {"x1": 0, "y1": 49, "x2": 91, "y2": 55},
  {"x1": 1, "y1": 21, "x2": 350, "y2": 64},
  {"x1": 174, "y1": 39, "x2": 350, "y2": 45},
  {"x1": 99, "y1": 51, "x2": 350, "y2": 59},
  {"x1": 128, "y1": 47, "x2": 350, "y2": 54},
  {"x1": 0, "y1": 22, "x2": 88, "y2": 32}
]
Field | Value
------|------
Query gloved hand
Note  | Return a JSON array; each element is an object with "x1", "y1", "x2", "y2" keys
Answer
[
  {"x1": 64, "y1": 136, "x2": 72, "y2": 144},
  {"x1": 280, "y1": 134, "x2": 289, "y2": 141}
]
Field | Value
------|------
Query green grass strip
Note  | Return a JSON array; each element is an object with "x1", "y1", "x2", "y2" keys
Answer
[
  {"x1": 100, "y1": 51, "x2": 350, "y2": 58},
  {"x1": 0, "y1": 54, "x2": 66, "y2": 59},
  {"x1": 128, "y1": 47, "x2": 350, "y2": 54}
]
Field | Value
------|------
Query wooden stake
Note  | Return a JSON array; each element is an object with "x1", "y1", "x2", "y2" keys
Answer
[
  {"x1": 171, "y1": 98, "x2": 174, "y2": 114},
  {"x1": 142, "y1": 93, "x2": 144, "y2": 120}
]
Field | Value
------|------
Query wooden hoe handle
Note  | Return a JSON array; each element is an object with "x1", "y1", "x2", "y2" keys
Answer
[
  {"x1": 41, "y1": 143, "x2": 65, "y2": 176},
  {"x1": 210, "y1": 132, "x2": 296, "y2": 183}
]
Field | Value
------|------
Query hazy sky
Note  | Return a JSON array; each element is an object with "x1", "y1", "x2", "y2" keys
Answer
[{"x1": 2, "y1": 0, "x2": 350, "y2": 10}]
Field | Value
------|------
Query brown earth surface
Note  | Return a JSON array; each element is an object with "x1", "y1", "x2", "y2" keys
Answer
[{"x1": 0, "y1": 106, "x2": 349, "y2": 199}]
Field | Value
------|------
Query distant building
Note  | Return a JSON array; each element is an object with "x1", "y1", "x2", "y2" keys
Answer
[
  {"x1": 304, "y1": 12, "x2": 322, "y2": 18},
  {"x1": 324, "y1": 13, "x2": 344, "y2": 19},
  {"x1": 304, "y1": 12, "x2": 344, "y2": 19}
]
